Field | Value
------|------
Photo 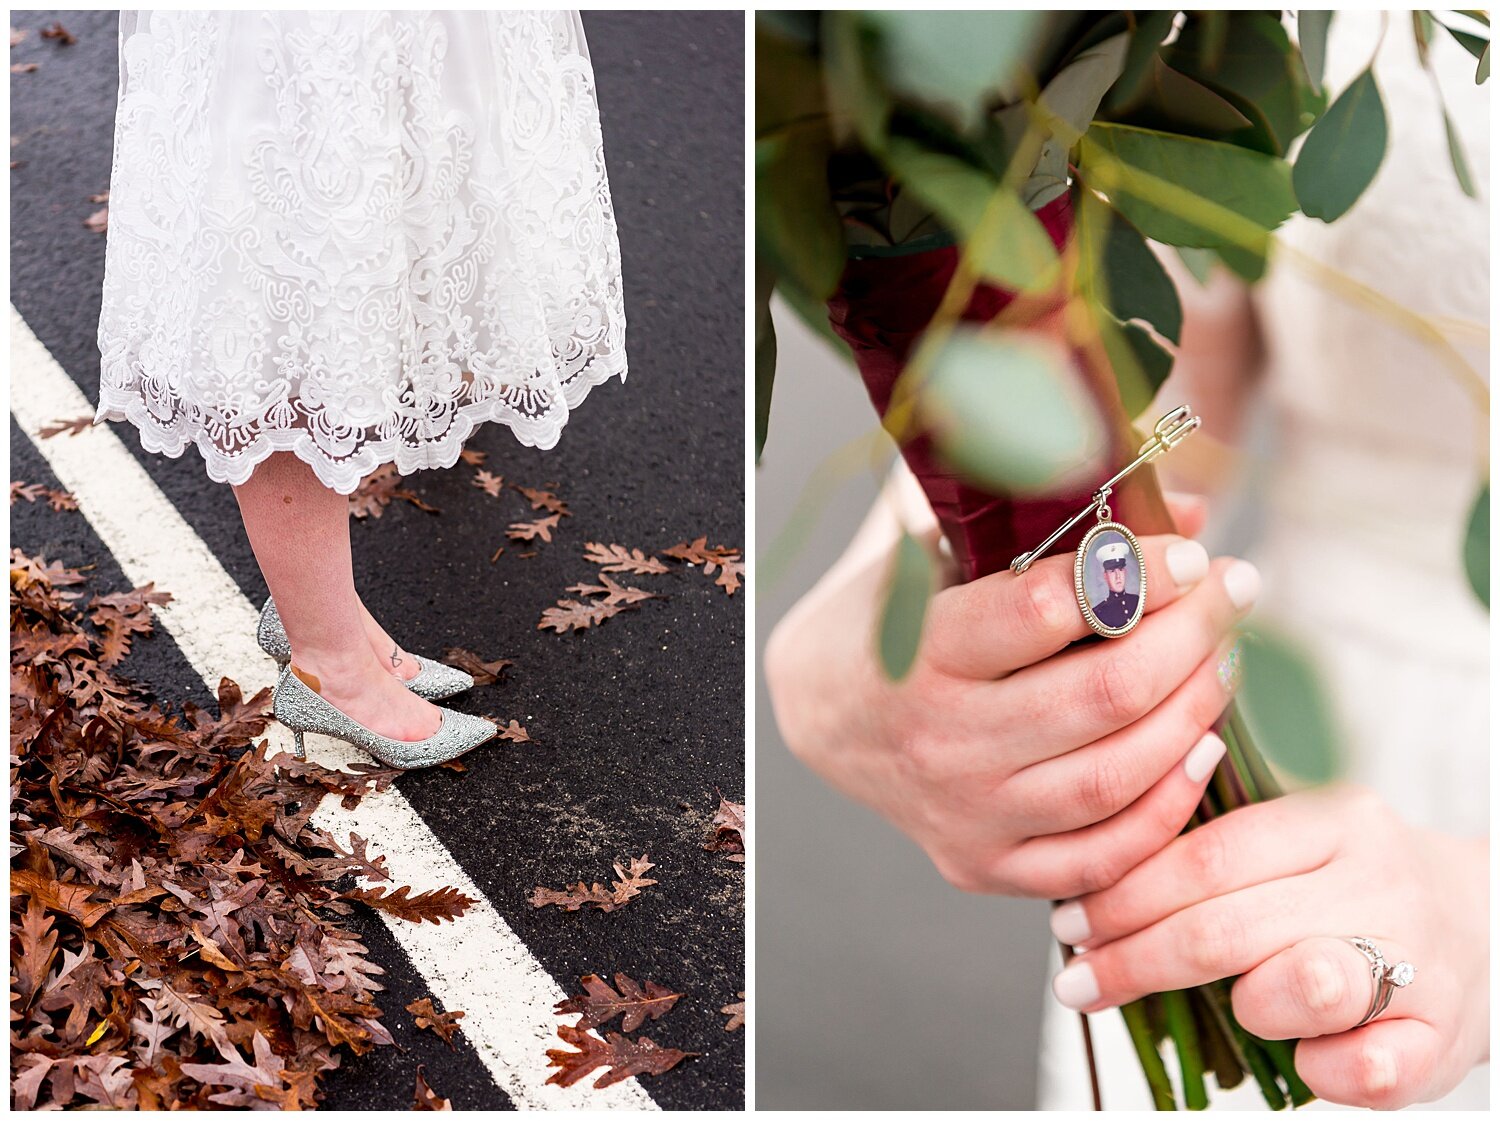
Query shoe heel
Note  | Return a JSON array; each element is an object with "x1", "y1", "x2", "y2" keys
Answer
[{"x1": 291, "y1": 729, "x2": 306, "y2": 761}]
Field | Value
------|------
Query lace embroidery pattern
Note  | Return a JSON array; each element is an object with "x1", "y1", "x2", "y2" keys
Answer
[{"x1": 95, "y1": 10, "x2": 626, "y2": 494}]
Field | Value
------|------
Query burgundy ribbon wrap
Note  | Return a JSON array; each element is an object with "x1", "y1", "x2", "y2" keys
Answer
[{"x1": 827, "y1": 193, "x2": 1171, "y2": 581}]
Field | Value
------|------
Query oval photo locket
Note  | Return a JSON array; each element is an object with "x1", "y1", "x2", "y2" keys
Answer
[{"x1": 1074, "y1": 521, "x2": 1146, "y2": 638}]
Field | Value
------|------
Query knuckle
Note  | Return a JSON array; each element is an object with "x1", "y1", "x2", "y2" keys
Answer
[
  {"x1": 1003, "y1": 858, "x2": 1066, "y2": 900},
  {"x1": 1017, "y1": 573, "x2": 1075, "y2": 644},
  {"x1": 899, "y1": 731, "x2": 948, "y2": 782},
  {"x1": 1354, "y1": 1043, "x2": 1402, "y2": 1108},
  {"x1": 1070, "y1": 752, "x2": 1134, "y2": 823},
  {"x1": 1093, "y1": 648, "x2": 1153, "y2": 725},
  {"x1": 1184, "y1": 825, "x2": 1233, "y2": 889},
  {"x1": 1071, "y1": 850, "x2": 1127, "y2": 897},
  {"x1": 932, "y1": 854, "x2": 988, "y2": 895},
  {"x1": 1293, "y1": 947, "x2": 1349, "y2": 1019},
  {"x1": 1184, "y1": 908, "x2": 1246, "y2": 973}
]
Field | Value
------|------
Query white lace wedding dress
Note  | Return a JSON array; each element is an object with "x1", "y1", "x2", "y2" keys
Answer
[
  {"x1": 95, "y1": 11, "x2": 626, "y2": 495},
  {"x1": 1039, "y1": 13, "x2": 1490, "y2": 1111}
]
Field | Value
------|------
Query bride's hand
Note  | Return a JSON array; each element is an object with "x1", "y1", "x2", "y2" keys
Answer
[
  {"x1": 1050, "y1": 786, "x2": 1490, "y2": 1108},
  {"x1": 764, "y1": 525, "x2": 1259, "y2": 897}
]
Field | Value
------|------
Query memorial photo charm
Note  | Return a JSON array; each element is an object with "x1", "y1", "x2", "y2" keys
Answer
[
  {"x1": 1009, "y1": 406, "x2": 1202, "y2": 639},
  {"x1": 1075, "y1": 520, "x2": 1146, "y2": 637}
]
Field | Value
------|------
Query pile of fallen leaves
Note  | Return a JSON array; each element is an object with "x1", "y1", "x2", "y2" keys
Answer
[{"x1": 10, "y1": 548, "x2": 475, "y2": 1109}]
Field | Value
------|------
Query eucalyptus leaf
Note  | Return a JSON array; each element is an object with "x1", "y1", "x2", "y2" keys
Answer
[
  {"x1": 1441, "y1": 24, "x2": 1489, "y2": 62},
  {"x1": 1166, "y1": 12, "x2": 1311, "y2": 154},
  {"x1": 1238, "y1": 629, "x2": 1342, "y2": 785},
  {"x1": 1479, "y1": 43, "x2": 1490, "y2": 83},
  {"x1": 1101, "y1": 210, "x2": 1183, "y2": 343},
  {"x1": 755, "y1": 132, "x2": 845, "y2": 300},
  {"x1": 1292, "y1": 68, "x2": 1387, "y2": 222},
  {"x1": 878, "y1": 532, "x2": 936, "y2": 681},
  {"x1": 885, "y1": 140, "x2": 1059, "y2": 291},
  {"x1": 1464, "y1": 483, "x2": 1489, "y2": 609},
  {"x1": 1214, "y1": 242, "x2": 1269, "y2": 283},
  {"x1": 754, "y1": 259, "x2": 777, "y2": 462},
  {"x1": 1174, "y1": 246, "x2": 1218, "y2": 285},
  {"x1": 1139, "y1": 57, "x2": 1255, "y2": 134},
  {"x1": 919, "y1": 328, "x2": 1101, "y2": 494},
  {"x1": 1443, "y1": 106, "x2": 1478, "y2": 198},
  {"x1": 1105, "y1": 9, "x2": 1175, "y2": 111},
  {"x1": 822, "y1": 11, "x2": 894, "y2": 153},
  {"x1": 1412, "y1": 10, "x2": 1436, "y2": 66},
  {"x1": 1299, "y1": 11, "x2": 1334, "y2": 89},
  {"x1": 1097, "y1": 313, "x2": 1174, "y2": 419},
  {"x1": 862, "y1": 11, "x2": 1048, "y2": 132},
  {"x1": 1080, "y1": 123, "x2": 1296, "y2": 249},
  {"x1": 755, "y1": 10, "x2": 819, "y2": 47}
]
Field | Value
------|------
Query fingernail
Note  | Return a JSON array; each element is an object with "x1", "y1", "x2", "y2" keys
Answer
[
  {"x1": 1184, "y1": 731, "x2": 1227, "y2": 783},
  {"x1": 1052, "y1": 961, "x2": 1100, "y2": 1011},
  {"x1": 1051, "y1": 900, "x2": 1091, "y2": 945},
  {"x1": 1217, "y1": 639, "x2": 1244, "y2": 694},
  {"x1": 1224, "y1": 559, "x2": 1261, "y2": 610},
  {"x1": 1165, "y1": 540, "x2": 1209, "y2": 588}
]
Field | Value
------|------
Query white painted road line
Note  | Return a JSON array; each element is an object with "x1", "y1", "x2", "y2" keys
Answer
[{"x1": 10, "y1": 307, "x2": 658, "y2": 1112}]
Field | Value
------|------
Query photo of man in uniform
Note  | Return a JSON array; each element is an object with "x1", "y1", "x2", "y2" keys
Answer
[{"x1": 1092, "y1": 540, "x2": 1138, "y2": 629}]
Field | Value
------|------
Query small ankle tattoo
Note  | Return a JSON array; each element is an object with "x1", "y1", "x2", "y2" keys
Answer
[{"x1": 389, "y1": 644, "x2": 403, "y2": 671}]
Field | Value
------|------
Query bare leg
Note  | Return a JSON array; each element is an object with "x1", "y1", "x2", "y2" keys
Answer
[{"x1": 231, "y1": 453, "x2": 439, "y2": 740}]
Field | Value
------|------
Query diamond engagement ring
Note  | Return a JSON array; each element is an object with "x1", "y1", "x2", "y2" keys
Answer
[{"x1": 1348, "y1": 937, "x2": 1416, "y2": 1028}]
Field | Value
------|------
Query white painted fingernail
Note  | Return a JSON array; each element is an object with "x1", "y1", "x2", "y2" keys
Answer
[
  {"x1": 1051, "y1": 901, "x2": 1091, "y2": 945},
  {"x1": 1052, "y1": 962, "x2": 1099, "y2": 1010},
  {"x1": 1165, "y1": 540, "x2": 1209, "y2": 588},
  {"x1": 1184, "y1": 731, "x2": 1227, "y2": 783},
  {"x1": 1224, "y1": 559, "x2": 1261, "y2": 610}
]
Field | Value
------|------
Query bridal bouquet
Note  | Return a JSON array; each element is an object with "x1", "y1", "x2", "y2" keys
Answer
[{"x1": 756, "y1": 10, "x2": 1489, "y2": 1109}]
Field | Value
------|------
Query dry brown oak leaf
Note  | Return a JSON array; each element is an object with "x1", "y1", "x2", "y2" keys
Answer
[
  {"x1": 582, "y1": 542, "x2": 669, "y2": 574},
  {"x1": 704, "y1": 792, "x2": 746, "y2": 863},
  {"x1": 530, "y1": 855, "x2": 657, "y2": 913},
  {"x1": 349, "y1": 464, "x2": 439, "y2": 519},
  {"x1": 413, "y1": 1065, "x2": 452, "y2": 1110},
  {"x1": 663, "y1": 536, "x2": 744, "y2": 595},
  {"x1": 722, "y1": 993, "x2": 746, "y2": 1033},
  {"x1": 537, "y1": 598, "x2": 635, "y2": 634},
  {"x1": 565, "y1": 572, "x2": 660, "y2": 607},
  {"x1": 38, "y1": 414, "x2": 93, "y2": 437},
  {"x1": 472, "y1": 469, "x2": 506, "y2": 497},
  {"x1": 342, "y1": 885, "x2": 474, "y2": 925},
  {"x1": 545, "y1": 1025, "x2": 694, "y2": 1089},
  {"x1": 406, "y1": 997, "x2": 465, "y2": 1046},
  {"x1": 439, "y1": 647, "x2": 513, "y2": 687},
  {"x1": 508, "y1": 513, "x2": 562, "y2": 543},
  {"x1": 555, "y1": 973, "x2": 683, "y2": 1033},
  {"x1": 512, "y1": 483, "x2": 569, "y2": 515}
]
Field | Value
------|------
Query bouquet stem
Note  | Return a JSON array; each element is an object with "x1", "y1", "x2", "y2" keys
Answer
[
  {"x1": 1122, "y1": 998, "x2": 1178, "y2": 1110},
  {"x1": 1162, "y1": 990, "x2": 1209, "y2": 1110}
]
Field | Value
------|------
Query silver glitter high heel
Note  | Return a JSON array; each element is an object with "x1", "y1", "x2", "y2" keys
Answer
[
  {"x1": 257, "y1": 597, "x2": 474, "y2": 701},
  {"x1": 272, "y1": 663, "x2": 497, "y2": 768}
]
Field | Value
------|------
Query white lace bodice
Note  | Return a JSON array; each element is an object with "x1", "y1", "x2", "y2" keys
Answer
[{"x1": 96, "y1": 10, "x2": 626, "y2": 494}]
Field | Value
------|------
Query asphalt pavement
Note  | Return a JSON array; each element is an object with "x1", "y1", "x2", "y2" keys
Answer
[{"x1": 10, "y1": 9, "x2": 745, "y2": 1111}]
